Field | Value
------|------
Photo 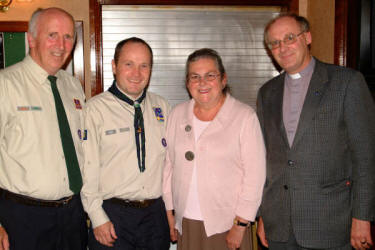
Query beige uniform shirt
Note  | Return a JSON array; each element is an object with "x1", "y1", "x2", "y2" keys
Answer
[
  {"x1": 81, "y1": 90, "x2": 171, "y2": 228},
  {"x1": 0, "y1": 55, "x2": 85, "y2": 200}
]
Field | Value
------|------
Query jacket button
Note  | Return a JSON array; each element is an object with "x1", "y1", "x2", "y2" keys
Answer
[
  {"x1": 283, "y1": 185, "x2": 288, "y2": 190},
  {"x1": 185, "y1": 151, "x2": 194, "y2": 161},
  {"x1": 288, "y1": 160, "x2": 295, "y2": 167}
]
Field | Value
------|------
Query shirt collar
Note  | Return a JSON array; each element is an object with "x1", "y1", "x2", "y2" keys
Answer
[
  {"x1": 286, "y1": 57, "x2": 316, "y2": 80},
  {"x1": 23, "y1": 55, "x2": 61, "y2": 85}
]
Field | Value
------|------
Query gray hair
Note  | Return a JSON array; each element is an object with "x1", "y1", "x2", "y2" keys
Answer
[
  {"x1": 264, "y1": 12, "x2": 310, "y2": 44},
  {"x1": 28, "y1": 8, "x2": 76, "y2": 39}
]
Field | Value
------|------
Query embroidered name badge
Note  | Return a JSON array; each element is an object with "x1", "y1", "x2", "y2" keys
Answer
[
  {"x1": 17, "y1": 106, "x2": 30, "y2": 111},
  {"x1": 153, "y1": 107, "x2": 164, "y2": 122},
  {"x1": 74, "y1": 99, "x2": 82, "y2": 109},
  {"x1": 105, "y1": 129, "x2": 116, "y2": 135},
  {"x1": 78, "y1": 129, "x2": 87, "y2": 140},
  {"x1": 17, "y1": 106, "x2": 42, "y2": 111},
  {"x1": 31, "y1": 106, "x2": 42, "y2": 111},
  {"x1": 119, "y1": 127, "x2": 130, "y2": 133}
]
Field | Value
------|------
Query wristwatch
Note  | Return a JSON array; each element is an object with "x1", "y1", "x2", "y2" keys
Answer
[{"x1": 233, "y1": 219, "x2": 250, "y2": 227}]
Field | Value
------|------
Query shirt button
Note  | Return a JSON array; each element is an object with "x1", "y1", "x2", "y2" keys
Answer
[
  {"x1": 283, "y1": 185, "x2": 288, "y2": 190},
  {"x1": 288, "y1": 160, "x2": 295, "y2": 167}
]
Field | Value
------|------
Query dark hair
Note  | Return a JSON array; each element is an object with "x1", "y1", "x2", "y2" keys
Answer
[
  {"x1": 185, "y1": 48, "x2": 229, "y2": 94},
  {"x1": 113, "y1": 37, "x2": 153, "y2": 66},
  {"x1": 264, "y1": 12, "x2": 310, "y2": 44}
]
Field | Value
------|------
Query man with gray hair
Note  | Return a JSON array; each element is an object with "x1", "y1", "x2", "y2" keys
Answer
[
  {"x1": 0, "y1": 7, "x2": 87, "y2": 250},
  {"x1": 256, "y1": 12, "x2": 374, "y2": 250}
]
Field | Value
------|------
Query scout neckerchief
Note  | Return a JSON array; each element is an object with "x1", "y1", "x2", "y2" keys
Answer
[{"x1": 108, "y1": 80, "x2": 146, "y2": 172}]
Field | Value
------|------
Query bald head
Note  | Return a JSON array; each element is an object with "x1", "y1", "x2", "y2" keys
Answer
[
  {"x1": 28, "y1": 8, "x2": 75, "y2": 39},
  {"x1": 27, "y1": 7, "x2": 76, "y2": 75}
]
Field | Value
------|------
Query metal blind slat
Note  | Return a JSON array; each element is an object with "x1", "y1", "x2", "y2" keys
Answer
[{"x1": 102, "y1": 6, "x2": 279, "y2": 108}]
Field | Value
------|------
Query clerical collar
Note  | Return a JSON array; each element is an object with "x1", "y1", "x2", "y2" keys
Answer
[{"x1": 287, "y1": 57, "x2": 316, "y2": 80}]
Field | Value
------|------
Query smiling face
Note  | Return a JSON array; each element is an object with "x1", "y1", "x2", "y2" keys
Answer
[
  {"x1": 267, "y1": 16, "x2": 312, "y2": 74},
  {"x1": 28, "y1": 9, "x2": 75, "y2": 75},
  {"x1": 112, "y1": 42, "x2": 152, "y2": 99},
  {"x1": 187, "y1": 57, "x2": 227, "y2": 109}
]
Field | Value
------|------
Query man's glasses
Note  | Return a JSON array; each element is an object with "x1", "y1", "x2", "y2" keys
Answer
[
  {"x1": 267, "y1": 30, "x2": 306, "y2": 50},
  {"x1": 188, "y1": 72, "x2": 221, "y2": 83}
]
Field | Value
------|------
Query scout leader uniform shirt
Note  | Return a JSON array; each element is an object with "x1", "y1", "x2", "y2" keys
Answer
[
  {"x1": 81, "y1": 90, "x2": 171, "y2": 228},
  {"x1": 0, "y1": 55, "x2": 85, "y2": 200}
]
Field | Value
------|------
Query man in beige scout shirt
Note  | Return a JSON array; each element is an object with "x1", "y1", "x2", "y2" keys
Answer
[
  {"x1": 0, "y1": 7, "x2": 87, "y2": 250},
  {"x1": 81, "y1": 37, "x2": 171, "y2": 250}
]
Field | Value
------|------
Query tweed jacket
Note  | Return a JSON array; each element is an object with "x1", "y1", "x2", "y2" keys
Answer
[{"x1": 257, "y1": 59, "x2": 375, "y2": 248}]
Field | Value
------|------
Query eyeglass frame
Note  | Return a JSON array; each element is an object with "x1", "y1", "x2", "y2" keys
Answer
[
  {"x1": 187, "y1": 72, "x2": 222, "y2": 83},
  {"x1": 266, "y1": 30, "x2": 306, "y2": 50}
]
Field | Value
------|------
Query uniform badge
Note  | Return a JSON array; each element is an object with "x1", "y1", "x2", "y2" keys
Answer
[
  {"x1": 74, "y1": 99, "x2": 82, "y2": 109},
  {"x1": 78, "y1": 129, "x2": 87, "y2": 140},
  {"x1": 153, "y1": 107, "x2": 164, "y2": 122},
  {"x1": 31, "y1": 106, "x2": 42, "y2": 111},
  {"x1": 17, "y1": 106, "x2": 30, "y2": 111}
]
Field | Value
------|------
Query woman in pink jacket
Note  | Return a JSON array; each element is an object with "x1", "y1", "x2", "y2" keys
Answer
[{"x1": 163, "y1": 48, "x2": 266, "y2": 250}]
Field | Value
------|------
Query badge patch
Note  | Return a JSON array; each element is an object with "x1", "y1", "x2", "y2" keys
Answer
[
  {"x1": 105, "y1": 129, "x2": 116, "y2": 135},
  {"x1": 119, "y1": 127, "x2": 130, "y2": 133},
  {"x1": 78, "y1": 129, "x2": 87, "y2": 140},
  {"x1": 74, "y1": 99, "x2": 82, "y2": 109},
  {"x1": 31, "y1": 106, "x2": 42, "y2": 111},
  {"x1": 153, "y1": 107, "x2": 164, "y2": 122},
  {"x1": 17, "y1": 106, "x2": 30, "y2": 111}
]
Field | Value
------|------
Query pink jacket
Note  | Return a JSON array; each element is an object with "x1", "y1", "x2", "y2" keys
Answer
[{"x1": 163, "y1": 94, "x2": 266, "y2": 236}]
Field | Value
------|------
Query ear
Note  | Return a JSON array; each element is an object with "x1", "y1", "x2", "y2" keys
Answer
[
  {"x1": 27, "y1": 32, "x2": 36, "y2": 48},
  {"x1": 221, "y1": 73, "x2": 228, "y2": 89},
  {"x1": 304, "y1": 31, "x2": 312, "y2": 45},
  {"x1": 111, "y1": 59, "x2": 116, "y2": 75}
]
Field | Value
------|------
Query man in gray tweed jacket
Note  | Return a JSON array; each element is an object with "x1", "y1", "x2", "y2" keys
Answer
[{"x1": 256, "y1": 13, "x2": 374, "y2": 250}]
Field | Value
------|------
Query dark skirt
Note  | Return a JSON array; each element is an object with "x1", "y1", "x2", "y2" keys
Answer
[{"x1": 177, "y1": 218, "x2": 253, "y2": 250}]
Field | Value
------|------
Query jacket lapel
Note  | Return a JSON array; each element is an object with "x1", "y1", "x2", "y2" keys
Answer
[
  {"x1": 292, "y1": 60, "x2": 329, "y2": 148},
  {"x1": 271, "y1": 74, "x2": 290, "y2": 149}
]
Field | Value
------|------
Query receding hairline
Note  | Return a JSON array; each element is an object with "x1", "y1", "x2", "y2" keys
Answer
[
  {"x1": 28, "y1": 7, "x2": 75, "y2": 38},
  {"x1": 264, "y1": 13, "x2": 310, "y2": 43}
]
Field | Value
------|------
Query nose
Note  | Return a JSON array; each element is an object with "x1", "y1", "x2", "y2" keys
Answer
[
  {"x1": 56, "y1": 36, "x2": 65, "y2": 50},
  {"x1": 133, "y1": 66, "x2": 142, "y2": 77},
  {"x1": 279, "y1": 42, "x2": 288, "y2": 52}
]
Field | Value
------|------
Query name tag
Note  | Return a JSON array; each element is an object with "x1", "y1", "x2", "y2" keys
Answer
[
  {"x1": 105, "y1": 129, "x2": 116, "y2": 135},
  {"x1": 119, "y1": 127, "x2": 130, "y2": 133},
  {"x1": 17, "y1": 106, "x2": 42, "y2": 111}
]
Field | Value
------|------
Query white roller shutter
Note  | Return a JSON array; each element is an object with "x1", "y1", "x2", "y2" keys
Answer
[{"x1": 102, "y1": 5, "x2": 280, "y2": 108}]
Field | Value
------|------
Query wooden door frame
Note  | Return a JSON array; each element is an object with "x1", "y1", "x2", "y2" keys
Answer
[{"x1": 89, "y1": 0, "x2": 299, "y2": 96}]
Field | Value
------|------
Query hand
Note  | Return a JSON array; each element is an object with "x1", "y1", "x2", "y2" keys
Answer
[
  {"x1": 226, "y1": 217, "x2": 247, "y2": 250},
  {"x1": 0, "y1": 227, "x2": 9, "y2": 250},
  {"x1": 93, "y1": 221, "x2": 118, "y2": 247},
  {"x1": 166, "y1": 210, "x2": 178, "y2": 242},
  {"x1": 256, "y1": 217, "x2": 269, "y2": 248},
  {"x1": 351, "y1": 218, "x2": 373, "y2": 250}
]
